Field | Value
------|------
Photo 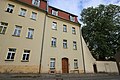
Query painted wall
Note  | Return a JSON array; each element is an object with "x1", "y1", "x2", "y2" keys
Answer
[
  {"x1": 41, "y1": 15, "x2": 84, "y2": 73},
  {"x1": 82, "y1": 37, "x2": 96, "y2": 73},
  {"x1": 0, "y1": 0, "x2": 46, "y2": 73},
  {"x1": 96, "y1": 61, "x2": 119, "y2": 73}
]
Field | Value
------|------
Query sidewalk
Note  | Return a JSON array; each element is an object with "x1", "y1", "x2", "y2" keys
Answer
[{"x1": 0, "y1": 73, "x2": 119, "y2": 80}]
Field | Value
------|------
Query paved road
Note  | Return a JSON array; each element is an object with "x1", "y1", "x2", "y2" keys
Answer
[{"x1": 0, "y1": 73, "x2": 120, "y2": 80}]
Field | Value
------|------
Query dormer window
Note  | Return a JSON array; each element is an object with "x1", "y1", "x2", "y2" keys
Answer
[
  {"x1": 52, "y1": 10, "x2": 58, "y2": 16},
  {"x1": 32, "y1": 0, "x2": 40, "y2": 7},
  {"x1": 70, "y1": 15, "x2": 75, "y2": 22}
]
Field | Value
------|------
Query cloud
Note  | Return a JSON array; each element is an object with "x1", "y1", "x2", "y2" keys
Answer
[
  {"x1": 81, "y1": 0, "x2": 120, "y2": 9},
  {"x1": 48, "y1": 0, "x2": 81, "y2": 16},
  {"x1": 48, "y1": 0, "x2": 120, "y2": 20}
]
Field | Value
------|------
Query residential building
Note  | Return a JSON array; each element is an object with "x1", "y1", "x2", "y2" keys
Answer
[{"x1": 0, "y1": 0, "x2": 118, "y2": 74}]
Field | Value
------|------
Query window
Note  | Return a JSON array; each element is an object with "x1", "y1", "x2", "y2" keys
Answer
[
  {"x1": 22, "y1": 50, "x2": 30, "y2": 61},
  {"x1": 31, "y1": 12, "x2": 37, "y2": 20},
  {"x1": 52, "y1": 10, "x2": 58, "y2": 16},
  {"x1": 27, "y1": 28, "x2": 34, "y2": 39},
  {"x1": 63, "y1": 25, "x2": 67, "y2": 32},
  {"x1": 73, "y1": 41, "x2": 77, "y2": 50},
  {"x1": 51, "y1": 37, "x2": 56, "y2": 47},
  {"x1": 19, "y1": 8, "x2": 26, "y2": 17},
  {"x1": 74, "y1": 59, "x2": 78, "y2": 69},
  {"x1": 72, "y1": 27, "x2": 76, "y2": 34},
  {"x1": 70, "y1": 15, "x2": 75, "y2": 22},
  {"x1": 6, "y1": 48, "x2": 16, "y2": 60},
  {"x1": 6, "y1": 4, "x2": 14, "y2": 13},
  {"x1": 13, "y1": 25, "x2": 22, "y2": 36},
  {"x1": 52, "y1": 22, "x2": 57, "y2": 30},
  {"x1": 63, "y1": 40, "x2": 67, "y2": 48},
  {"x1": 50, "y1": 58, "x2": 55, "y2": 69},
  {"x1": 32, "y1": 0, "x2": 40, "y2": 7},
  {"x1": 0, "y1": 22, "x2": 8, "y2": 34}
]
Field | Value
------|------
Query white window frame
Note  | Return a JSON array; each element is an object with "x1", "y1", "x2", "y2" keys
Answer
[
  {"x1": 70, "y1": 15, "x2": 75, "y2": 22},
  {"x1": 6, "y1": 48, "x2": 16, "y2": 60},
  {"x1": 19, "y1": 8, "x2": 26, "y2": 17},
  {"x1": 52, "y1": 10, "x2": 58, "y2": 16},
  {"x1": 50, "y1": 58, "x2": 55, "y2": 69},
  {"x1": 73, "y1": 41, "x2": 77, "y2": 50},
  {"x1": 72, "y1": 27, "x2": 76, "y2": 34},
  {"x1": 27, "y1": 28, "x2": 34, "y2": 39},
  {"x1": 6, "y1": 4, "x2": 14, "y2": 13},
  {"x1": 74, "y1": 59, "x2": 78, "y2": 69},
  {"x1": 13, "y1": 25, "x2": 22, "y2": 36},
  {"x1": 63, "y1": 25, "x2": 67, "y2": 32},
  {"x1": 63, "y1": 40, "x2": 67, "y2": 48},
  {"x1": 52, "y1": 22, "x2": 57, "y2": 30},
  {"x1": 22, "y1": 50, "x2": 30, "y2": 61},
  {"x1": 0, "y1": 22, "x2": 8, "y2": 34},
  {"x1": 32, "y1": 0, "x2": 40, "y2": 7},
  {"x1": 51, "y1": 37, "x2": 56, "y2": 47},
  {"x1": 31, "y1": 12, "x2": 37, "y2": 20}
]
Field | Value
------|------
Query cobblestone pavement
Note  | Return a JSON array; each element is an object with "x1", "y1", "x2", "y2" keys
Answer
[{"x1": 0, "y1": 73, "x2": 120, "y2": 80}]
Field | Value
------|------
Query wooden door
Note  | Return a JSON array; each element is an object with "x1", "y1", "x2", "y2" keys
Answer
[{"x1": 62, "y1": 58, "x2": 69, "y2": 73}]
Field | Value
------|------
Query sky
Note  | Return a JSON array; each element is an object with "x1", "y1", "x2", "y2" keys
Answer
[{"x1": 48, "y1": 0, "x2": 120, "y2": 20}]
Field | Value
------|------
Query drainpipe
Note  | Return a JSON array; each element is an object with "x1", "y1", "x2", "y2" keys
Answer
[
  {"x1": 79, "y1": 27, "x2": 86, "y2": 73},
  {"x1": 39, "y1": 1, "x2": 48, "y2": 73}
]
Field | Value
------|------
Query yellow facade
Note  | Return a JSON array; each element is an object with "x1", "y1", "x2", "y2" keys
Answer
[
  {"x1": 41, "y1": 14, "x2": 84, "y2": 73},
  {"x1": 0, "y1": 0, "x2": 46, "y2": 73}
]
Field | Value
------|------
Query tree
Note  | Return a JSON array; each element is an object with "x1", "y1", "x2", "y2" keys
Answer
[{"x1": 80, "y1": 4, "x2": 120, "y2": 60}]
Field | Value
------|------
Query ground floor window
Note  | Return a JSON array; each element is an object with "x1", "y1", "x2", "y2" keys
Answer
[
  {"x1": 6, "y1": 48, "x2": 16, "y2": 60},
  {"x1": 74, "y1": 59, "x2": 78, "y2": 69},
  {"x1": 22, "y1": 50, "x2": 30, "y2": 61},
  {"x1": 50, "y1": 58, "x2": 55, "y2": 69}
]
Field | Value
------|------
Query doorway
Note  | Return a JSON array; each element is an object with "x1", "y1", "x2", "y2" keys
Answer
[
  {"x1": 93, "y1": 64, "x2": 97, "y2": 73},
  {"x1": 62, "y1": 58, "x2": 69, "y2": 73}
]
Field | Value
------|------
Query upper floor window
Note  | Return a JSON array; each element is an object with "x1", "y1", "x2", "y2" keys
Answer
[
  {"x1": 63, "y1": 25, "x2": 67, "y2": 32},
  {"x1": 31, "y1": 12, "x2": 37, "y2": 20},
  {"x1": 51, "y1": 37, "x2": 56, "y2": 47},
  {"x1": 32, "y1": 0, "x2": 40, "y2": 7},
  {"x1": 63, "y1": 39, "x2": 67, "y2": 48},
  {"x1": 19, "y1": 8, "x2": 26, "y2": 17},
  {"x1": 27, "y1": 28, "x2": 34, "y2": 39},
  {"x1": 50, "y1": 58, "x2": 55, "y2": 69},
  {"x1": 52, "y1": 10, "x2": 58, "y2": 16},
  {"x1": 0, "y1": 22, "x2": 8, "y2": 34},
  {"x1": 73, "y1": 41, "x2": 77, "y2": 50},
  {"x1": 72, "y1": 27, "x2": 76, "y2": 34},
  {"x1": 13, "y1": 25, "x2": 22, "y2": 37},
  {"x1": 74, "y1": 59, "x2": 78, "y2": 69},
  {"x1": 6, "y1": 4, "x2": 14, "y2": 13},
  {"x1": 22, "y1": 50, "x2": 30, "y2": 61},
  {"x1": 52, "y1": 22, "x2": 57, "y2": 30},
  {"x1": 6, "y1": 48, "x2": 16, "y2": 60},
  {"x1": 70, "y1": 15, "x2": 75, "y2": 22}
]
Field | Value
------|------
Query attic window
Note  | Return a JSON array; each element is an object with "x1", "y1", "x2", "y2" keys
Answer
[
  {"x1": 32, "y1": 0, "x2": 40, "y2": 7},
  {"x1": 70, "y1": 15, "x2": 75, "y2": 22},
  {"x1": 52, "y1": 9, "x2": 58, "y2": 16}
]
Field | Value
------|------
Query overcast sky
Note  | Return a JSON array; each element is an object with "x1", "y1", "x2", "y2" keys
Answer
[{"x1": 48, "y1": 0, "x2": 120, "y2": 18}]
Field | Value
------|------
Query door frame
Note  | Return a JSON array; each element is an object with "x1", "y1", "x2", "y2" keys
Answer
[{"x1": 62, "y1": 58, "x2": 69, "y2": 73}]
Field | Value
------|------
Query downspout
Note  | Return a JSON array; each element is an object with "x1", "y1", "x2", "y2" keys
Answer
[
  {"x1": 39, "y1": 1, "x2": 48, "y2": 73},
  {"x1": 79, "y1": 27, "x2": 86, "y2": 73}
]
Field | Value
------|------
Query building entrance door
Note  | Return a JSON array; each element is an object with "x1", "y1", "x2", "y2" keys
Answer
[{"x1": 62, "y1": 58, "x2": 69, "y2": 73}]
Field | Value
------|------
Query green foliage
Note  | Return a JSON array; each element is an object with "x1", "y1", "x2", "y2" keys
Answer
[{"x1": 81, "y1": 4, "x2": 120, "y2": 60}]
